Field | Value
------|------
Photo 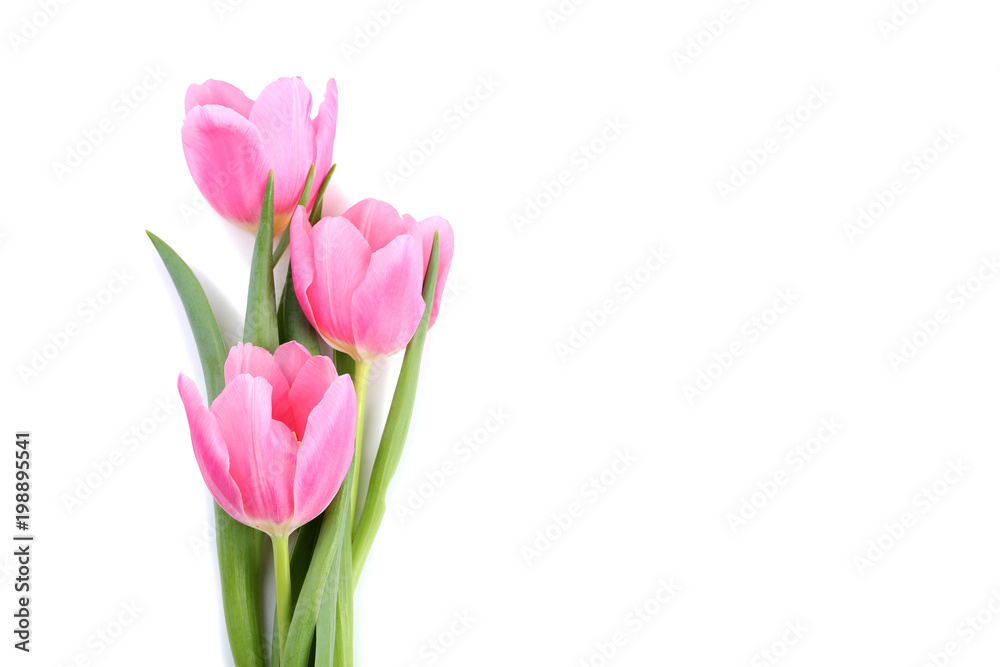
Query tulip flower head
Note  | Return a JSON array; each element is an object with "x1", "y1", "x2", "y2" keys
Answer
[
  {"x1": 290, "y1": 199, "x2": 425, "y2": 362},
  {"x1": 181, "y1": 77, "x2": 338, "y2": 235},
  {"x1": 178, "y1": 342, "x2": 356, "y2": 538}
]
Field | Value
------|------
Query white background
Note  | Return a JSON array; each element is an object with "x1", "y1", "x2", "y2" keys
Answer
[{"x1": 3, "y1": 0, "x2": 1000, "y2": 665}]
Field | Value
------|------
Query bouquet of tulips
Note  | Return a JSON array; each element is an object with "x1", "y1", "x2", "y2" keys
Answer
[{"x1": 149, "y1": 77, "x2": 454, "y2": 666}]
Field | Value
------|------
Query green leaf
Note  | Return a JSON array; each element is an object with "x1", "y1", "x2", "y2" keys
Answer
[
  {"x1": 276, "y1": 163, "x2": 336, "y2": 354},
  {"x1": 147, "y1": 231, "x2": 266, "y2": 667},
  {"x1": 282, "y1": 462, "x2": 354, "y2": 667},
  {"x1": 277, "y1": 264, "x2": 321, "y2": 356},
  {"x1": 310, "y1": 163, "x2": 336, "y2": 224},
  {"x1": 328, "y1": 537, "x2": 353, "y2": 667},
  {"x1": 146, "y1": 231, "x2": 227, "y2": 401},
  {"x1": 332, "y1": 350, "x2": 355, "y2": 380},
  {"x1": 217, "y1": 505, "x2": 268, "y2": 667},
  {"x1": 245, "y1": 171, "x2": 279, "y2": 353},
  {"x1": 272, "y1": 165, "x2": 316, "y2": 265},
  {"x1": 351, "y1": 233, "x2": 440, "y2": 587}
]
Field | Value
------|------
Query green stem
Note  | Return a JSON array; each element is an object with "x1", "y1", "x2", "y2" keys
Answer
[
  {"x1": 272, "y1": 535, "x2": 292, "y2": 657},
  {"x1": 348, "y1": 362, "x2": 371, "y2": 527}
]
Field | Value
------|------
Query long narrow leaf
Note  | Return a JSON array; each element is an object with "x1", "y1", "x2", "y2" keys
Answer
[
  {"x1": 245, "y1": 171, "x2": 279, "y2": 352},
  {"x1": 282, "y1": 462, "x2": 354, "y2": 667},
  {"x1": 147, "y1": 231, "x2": 266, "y2": 667},
  {"x1": 351, "y1": 233, "x2": 440, "y2": 586},
  {"x1": 277, "y1": 264, "x2": 321, "y2": 356},
  {"x1": 329, "y1": 537, "x2": 353, "y2": 667},
  {"x1": 309, "y1": 163, "x2": 336, "y2": 224},
  {"x1": 146, "y1": 231, "x2": 227, "y2": 400}
]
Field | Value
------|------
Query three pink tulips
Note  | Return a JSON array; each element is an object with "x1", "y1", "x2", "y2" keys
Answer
[{"x1": 159, "y1": 74, "x2": 455, "y2": 667}]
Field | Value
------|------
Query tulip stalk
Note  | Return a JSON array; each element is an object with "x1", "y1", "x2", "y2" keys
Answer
[
  {"x1": 272, "y1": 535, "x2": 292, "y2": 656},
  {"x1": 349, "y1": 362, "x2": 371, "y2": 525}
]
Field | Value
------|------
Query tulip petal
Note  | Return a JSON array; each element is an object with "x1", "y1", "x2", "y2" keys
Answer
[
  {"x1": 293, "y1": 373, "x2": 357, "y2": 527},
  {"x1": 273, "y1": 340, "x2": 313, "y2": 387},
  {"x1": 182, "y1": 105, "x2": 269, "y2": 226},
  {"x1": 210, "y1": 375, "x2": 298, "y2": 535},
  {"x1": 178, "y1": 374, "x2": 247, "y2": 525},
  {"x1": 341, "y1": 199, "x2": 409, "y2": 252},
  {"x1": 350, "y1": 234, "x2": 425, "y2": 361},
  {"x1": 224, "y1": 342, "x2": 293, "y2": 428},
  {"x1": 250, "y1": 77, "x2": 316, "y2": 217},
  {"x1": 413, "y1": 215, "x2": 455, "y2": 327},
  {"x1": 185, "y1": 79, "x2": 254, "y2": 118},
  {"x1": 306, "y1": 215, "x2": 371, "y2": 356},
  {"x1": 311, "y1": 79, "x2": 339, "y2": 209},
  {"x1": 290, "y1": 206, "x2": 319, "y2": 328},
  {"x1": 286, "y1": 355, "x2": 339, "y2": 439}
]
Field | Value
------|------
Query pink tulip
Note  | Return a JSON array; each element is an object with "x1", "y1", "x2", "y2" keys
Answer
[
  {"x1": 290, "y1": 199, "x2": 427, "y2": 362},
  {"x1": 181, "y1": 77, "x2": 338, "y2": 235},
  {"x1": 178, "y1": 342, "x2": 356, "y2": 537}
]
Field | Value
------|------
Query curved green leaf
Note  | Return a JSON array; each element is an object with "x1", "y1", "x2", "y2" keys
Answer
[
  {"x1": 309, "y1": 163, "x2": 336, "y2": 224},
  {"x1": 146, "y1": 231, "x2": 227, "y2": 401},
  {"x1": 147, "y1": 231, "x2": 266, "y2": 667}
]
